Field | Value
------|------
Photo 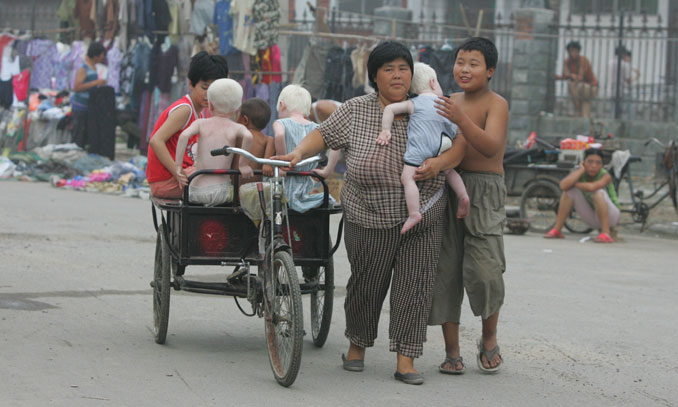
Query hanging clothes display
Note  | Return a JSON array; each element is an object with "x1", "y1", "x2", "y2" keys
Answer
[
  {"x1": 214, "y1": 0, "x2": 236, "y2": 55},
  {"x1": 156, "y1": 43, "x2": 178, "y2": 93},
  {"x1": 252, "y1": 0, "x2": 280, "y2": 51},
  {"x1": 231, "y1": 0, "x2": 257, "y2": 56}
]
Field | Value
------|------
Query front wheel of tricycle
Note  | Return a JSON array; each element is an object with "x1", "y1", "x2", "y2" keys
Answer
[
  {"x1": 264, "y1": 250, "x2": 304, "y2": 387},
  {"x1": 304, "y1": 258, "x2": 334, "y2": 348},
  {"x1": 152, "y1": 225, "x2": 171, "y2": 344}
]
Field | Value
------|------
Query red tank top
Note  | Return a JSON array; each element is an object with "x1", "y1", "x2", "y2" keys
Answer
[{"x1": 146, "y1": 95, "x2": 200, "y2": 183}]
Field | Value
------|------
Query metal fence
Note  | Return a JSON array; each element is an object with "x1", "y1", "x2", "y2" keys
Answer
[
  {"x1": 553, "y1": 12, "x2": 677, "y2": 121},
  {"x1": 288, "y1": 6, "x2": 677, "y2": 122}
]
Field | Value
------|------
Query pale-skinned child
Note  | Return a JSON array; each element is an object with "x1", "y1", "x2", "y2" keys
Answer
[
  {"x1": 272, "y1": 85, "x2": 337, "y2": 212},
  {"x1": 174, "y1": 78, "x2": 253, "y2": 206},
  {"x1": 378, "y1": 62, "x2": 470, "y2": 234}
]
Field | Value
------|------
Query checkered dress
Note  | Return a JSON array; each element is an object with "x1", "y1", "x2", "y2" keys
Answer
[
  {"x1": 318, "y1": 92, "x2": 447, "y2": 358},
  {"x1": 318, "y1": 93, "x2": 446, "y2": 229}
]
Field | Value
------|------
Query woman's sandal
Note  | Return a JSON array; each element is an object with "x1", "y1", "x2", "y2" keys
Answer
[
  {"x1": 476, "y1": 339, "x2": 503, "y2": 374},
  {"x1": 439, "y1": 356, "x2": 465, "y2": 375},
  {"x1": 594, "y1": 232, "x2": 614, "y2": 243}
]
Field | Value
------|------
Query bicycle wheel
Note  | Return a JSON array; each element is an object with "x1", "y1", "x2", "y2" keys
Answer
[
  {"x1": 304, "y1": 258, "x2": 334, "y2": 348},
  {"x1": 564, "y1": 210, "x2": 593, "y2": 234},
  {"x1": 152, "y1": 225, "x2": 171, "y2": 344},
  {"x1": 520, "y1": 180, "x2": 561, "y2": 233},
  {"x1": 264, "y1": 250, "x2": 304, "y2": 387}
]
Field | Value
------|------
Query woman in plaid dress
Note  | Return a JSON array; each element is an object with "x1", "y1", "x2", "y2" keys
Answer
[{"x1": 275, "y1": 42, "x2": 466, "y2": 385}]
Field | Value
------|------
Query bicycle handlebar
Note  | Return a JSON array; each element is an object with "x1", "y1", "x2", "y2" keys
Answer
[{"x1": 210, "y1": 146, "x2": 326, "y2": 168}]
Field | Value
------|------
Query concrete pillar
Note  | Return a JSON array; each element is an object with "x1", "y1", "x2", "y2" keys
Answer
[{"x1": 507, "y1": 7, "x2": 556, "y2": 144}]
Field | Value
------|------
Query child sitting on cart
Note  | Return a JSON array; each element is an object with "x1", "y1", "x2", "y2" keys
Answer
[
  {"x1": 174, "y1": 78, "x2": 254, "y2": 206},
  {"x1": 272, "y1": 85, "x2": 337, "y2": 213},
  {"x1": 236, "y1": 98, "x2": 275, "y2": 184},
  {"x1": 378, "y1": 62, "x2": 470, "y2": 234}
]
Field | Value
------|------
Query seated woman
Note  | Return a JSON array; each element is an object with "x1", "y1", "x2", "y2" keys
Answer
[{"x1": 544, "y1": 148, "x2": 620, "y2": 243}]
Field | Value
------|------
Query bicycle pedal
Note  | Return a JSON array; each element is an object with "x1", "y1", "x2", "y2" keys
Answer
[{"x1": 226, "y1": 267, "x2": 248, "y2": 282}]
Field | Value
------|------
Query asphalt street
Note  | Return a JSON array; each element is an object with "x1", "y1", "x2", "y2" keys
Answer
[{"x1": 1, "y1": 181, "x2": 676, "y2": 407}]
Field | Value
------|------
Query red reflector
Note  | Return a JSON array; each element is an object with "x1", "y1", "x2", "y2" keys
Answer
[{"x1": 198, "y1": 220, "x2": 228, "y2": 254}]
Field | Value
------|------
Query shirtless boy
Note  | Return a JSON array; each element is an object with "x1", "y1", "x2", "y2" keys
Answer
[
  {"x1": 417, "y1": 37, "x2": 509, "y2": 374},
  {"x1": 235, "y1": 97, "x2": 274, "y2": 183},
  {"x1": 175, "y1": 78, "x2": 254, "y2": 206}
]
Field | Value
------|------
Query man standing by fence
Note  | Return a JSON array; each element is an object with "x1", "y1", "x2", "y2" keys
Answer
[{"x1": 556, "y1": 41, "x2": 598, "y2": 117}]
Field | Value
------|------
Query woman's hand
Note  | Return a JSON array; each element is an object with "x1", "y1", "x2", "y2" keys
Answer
[
  {"x1": 271, "y1": 150, "x2": 303, "y2": 171},
  {"x1": 94, "y1": 78, "x2": 107, "y2": 86},
  {"x1": 413, "y1": 156, "x2": 443, "y2": 181}
]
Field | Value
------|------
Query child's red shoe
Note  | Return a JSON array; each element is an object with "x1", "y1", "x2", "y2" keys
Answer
[
  {"x1": 543, "y1": 228, "x2": 565, "y2": 239},
  {"x1": 594, "y1": 232, "x2": 614, "y2": 243}
]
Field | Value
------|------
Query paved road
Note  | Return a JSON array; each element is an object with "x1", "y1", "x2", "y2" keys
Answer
[{"x1": 1, "y1": 181, "x2": 676, "y2": 407}]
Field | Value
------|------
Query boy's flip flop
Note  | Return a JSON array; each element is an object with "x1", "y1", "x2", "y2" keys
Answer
[
  {"x1": 439, "y1": 356, "x2": 465, "y2": 375},
  {"x1": 477, "y1": 339, "x2": 503, "y2": 374}
]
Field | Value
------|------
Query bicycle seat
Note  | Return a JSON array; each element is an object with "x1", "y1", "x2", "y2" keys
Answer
[{"x1": 628, "y1": 156, "x2": 642, "y2": 163}]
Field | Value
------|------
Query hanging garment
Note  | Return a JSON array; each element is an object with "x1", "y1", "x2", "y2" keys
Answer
[
  {"x1": 27, "y1": 40, "x2": 58, "y2": 90},
  {"x1": 300, "y1": 43, "x2": 330, "y2": 101},
  {"x1": 87, "y1": 86, "x2": 117, "y2": 160},
  {"x1": 231, "y1": 0, "x2": 257, "y2": 55},
  {"x1": 119, "y1": 45, "x2": 136, "y2": 101},
  {"x1": 51, "y1": 43, "x2": 73, "y2": 91},
  {"x1": 75, "y1": 0, "x2": 96, "y2": 39},
  {"x1": 103, "y1": 0, "x2": 120, "y2": 41},
  {"x1": 190, "y1": 0, "x2": 215, "y2": 36},
  {"x1": 321, "y1": 46, "x2": 354, "y2": 102},
  {"x1": 156, "y1": 45, "x2": 178, "y2": 93},
  {"x1": 12, "y1": 70, "x2": 30, "y2": 101},
  {"x1": 68, "y1": 41, "x2": 87, "y2": 89},
  {"x1": 252, "y1": 0, "x2": 280, "y2": 51},
  {"x1": 0, "y1": 80, "x2": 12, "y2": 109},
  {"x1": 214, "y1": 0, "x2": 236, "y2": 55},
  {"x1": 106, "y1": 44, "x2": 122, "y2": 93}
]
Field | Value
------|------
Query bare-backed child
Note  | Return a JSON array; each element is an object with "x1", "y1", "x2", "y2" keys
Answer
[
  {"x1": 378, "y1": 62, "x2": 470, "y2": 234},
  {"x1": 235, "y1": 97, "x2": 274, "y2": 184},
  {"x1": 419, "y1": 37, "x2": 509, "y2": 375},
  {"x1": 175, "y1": 78, "x2": 254, "y2": 206}
]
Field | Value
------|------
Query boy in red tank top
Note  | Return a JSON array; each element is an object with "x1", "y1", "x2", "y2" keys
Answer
[{"x1": 146, "y1": 51, "x2": 229, "y2": 198}]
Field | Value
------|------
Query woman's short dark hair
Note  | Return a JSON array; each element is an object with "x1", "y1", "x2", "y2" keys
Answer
[
  {"x1": 87, "y1": 42, "x2": 106, "y2": 58},
  {"x1": 453, "y1": 37, "x2": 498, "y2": 72},
  {"x1": 367, "y1": 41, "x2": 413, "y2": 92},
  {"x1": 566, "y1": 41, "x2": 581, "y2": 51},
  {"x1": 584, "y1": 148, "x2": 604, "y2": 159},
  {"x1": 187, "y1": 51, "x2": 229, "y2": 87}
]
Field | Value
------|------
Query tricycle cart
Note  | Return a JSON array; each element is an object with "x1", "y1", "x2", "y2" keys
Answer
[{"x1": 150, "y1": 148, "x2": 342, "y2": 387}]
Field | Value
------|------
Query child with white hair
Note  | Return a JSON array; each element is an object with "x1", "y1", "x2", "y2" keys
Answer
[
  {"x1": 175, "y1": 78, "x2": 254, "y2": 206},
  {"x1": 273, "y1": 84, "x2": 337, "y2": 212},
  {"x1": 378, "y1": 62, "x2": 470, "y2": 234}
]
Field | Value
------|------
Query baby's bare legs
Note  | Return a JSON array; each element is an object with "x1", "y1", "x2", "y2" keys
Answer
[
  {"x1": 401, "y1": 165, "x2": 422, "y2": 234},
  {"x1": 445, "y1": 169, "x2": 469, "y2": 218}
]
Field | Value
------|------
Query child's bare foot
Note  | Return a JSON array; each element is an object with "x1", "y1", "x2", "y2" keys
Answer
[
  {"x1": 456, "y1": 195, "x2": 470, "y2": 218},
  {"x1": 401, "y1": 212, "x2": 422, "y2": 234}
]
